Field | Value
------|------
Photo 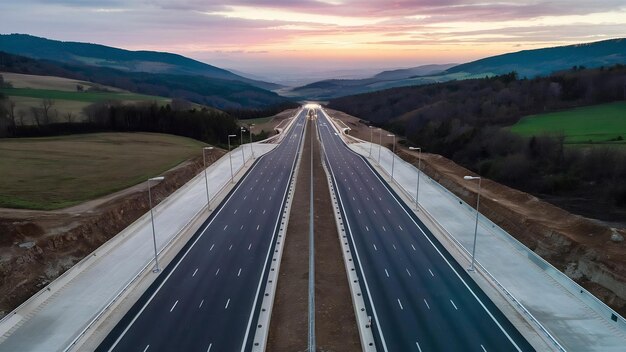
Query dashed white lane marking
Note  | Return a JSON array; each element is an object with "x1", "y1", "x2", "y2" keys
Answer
[
  {"x1": 416, "y1": 341, "x2": 423, "y2": 352},
  {"x1": 237, "y1": 268, "x2": 242, "y2": 277},
  {"x1": 352, "y1": 196, "x2": 355, "y2": 200},
  {"x1": 244, "y1": 195, "x2": 247, "y2": 200},
  {"x1": 263, "y1": 209, "x2": 266, "y2": 214},
  {"x1": 256, "y1": 196, "x2": 260, "y2": 200},
  {"x1": 398, "y1": 225, "x2": 403, "y2": 231},
  {"x1": 424, "y1": 299, "x2": 430, "y2": 310},
  {"x1": 411, "y1": 244, "x2": 416, "y2": 251},
  {"x1": 373, "y1": 244, "x2": 378, "y2": 251},
  {"x1": 385, "y1": 269, "x2": 390, "y2": 277},
  {"x1": 143, "y1": 344, "x2": 150, "y2": 352},
  {"x1": 269, "y1": 196, "x2": 272, "y2": 200},
  {"x1": 225, "y1": 298, "x2": 231, "y2": 309},
  {"x1": 257, "y1": 224, "x2": 260, "y2": 230},
  {"x1": 397, "y1": 299, "x2": 404, "y2": 310},
  {"x1": 228, "y1": 244, "x2": 233, "y2": 250},
  {"x1": 249, "y1": 209, "x2": 252, "y2": 214},
  {"x1": 233, "y1": 209, "x2": 238, "y2": 214},
  {"x1": 365, "y1": 226, "x2": 370, "y2": 232},
  {"x1": 379, "y1": 197, "x2": 382, "y2": 200},
  {"x1": 223, "y1": 225, "x2": 228, "y2": 231},
  {"x1": 373, "y1": 209, "x2": 377, "y2": 215},
  {"x1": 192, "y1": 268, "x2": 198, "y2": 277},
  {"x1": 170, "y1": 300, "x2": 178, "y2": 312},
  {"x1": 210, "y1": 244, "x2": 215, "y2": 251},
  {"x1": 248, "y1": 243, "x2": 252, "y2": 250},
  {"x1": 240, "y1": 225, "x2": 244, "y2": 230},
  {"x1": 207, "y1": 343, "x2": 213, "y2": 352},
  {"x1": 406, "y1": 268, "x2": 412, "y2": 277},
  {"x1": 199, "y1": 299, "x2": 204, "y2": 308},
  {"x1": 358, "y1": 209, "x2": 361, "y2": 214},
  {"x1": 382, "y1": 226, "x2": 386, "y2": 232},
  {"x1": 450, "y1": 299, "x2": 458, "y2": 310},
  {"x1": 429, "y1": 269, "x2": 435, "y2": 277},
  {"x1": 392, "y1": 244, "x2": 397, "y2": 250},
  {"x1": 387, "y1": 209, "x2": 391, "y2": 214},
  {"x1": 481, "y1": 345, "x2": 487, "y2": 352},
  {"x1": 215, "y1": 268, "x2": 220, "y2": 276}
]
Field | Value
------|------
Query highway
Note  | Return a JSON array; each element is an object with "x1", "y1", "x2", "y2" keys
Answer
[
  {"x1": 315, "y1": 108, "x2": 534, "y2": 352},
  {"x1": 97, "y1": 109, "x2": 307, "y2": 352}
]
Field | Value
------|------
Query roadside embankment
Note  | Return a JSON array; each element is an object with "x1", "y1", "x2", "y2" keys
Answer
[
  {"x1": 0, "y1": 149, "x2": 225, "y2": 318},
  {"x1": 324, "y1": 107, "x2": 626, "y2": 317}
]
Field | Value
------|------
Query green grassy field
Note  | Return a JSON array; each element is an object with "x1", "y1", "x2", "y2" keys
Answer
[
  {"x1": 510, "y1": 102, "x2": 626, "y2": 144},
  {"x1": 0, "y1": 87, "x2": 167, "y2": 103},
  {"x1": 0, "y1": 133, "x2": 206, "y2": 210}
]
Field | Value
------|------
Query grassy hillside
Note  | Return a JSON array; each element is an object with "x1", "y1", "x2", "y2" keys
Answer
[
  {"x1": 510, "y1": 102, "x2": 626, "y2": 144},
  {"x1": 0, "y1": 51, "x2": 290, "y2": 110},
  {"x1": 0, "y1": 87, "x2": 166, "y2": 103},
  {"x1": 1, "y1": 72, "x2": 170, "y2": 123},
  {"x1": 0, "y1": 133, "x2": 206, "y2": 210}
]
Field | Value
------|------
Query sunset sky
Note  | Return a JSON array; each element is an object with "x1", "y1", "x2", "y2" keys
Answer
[{"x1": 1, "y1": 1, "x2": 625, "y2": 80}]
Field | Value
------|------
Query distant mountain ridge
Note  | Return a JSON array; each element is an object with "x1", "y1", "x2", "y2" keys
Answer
[
  {"x1": 291, "y1": 38, "x2": 626, "y2": 100},
  {"x1": 287, "y1": 63, "x2": 456, "y2": 99},
  {"x1": 0, "y1": 51, "x2": 291, "y2": 110},
  {"x1": 0, "y1": 34, "x2": 281, "y2": 90},
  {"x1": 449, "y1": 38, "x2": 626, "y2": 77}
]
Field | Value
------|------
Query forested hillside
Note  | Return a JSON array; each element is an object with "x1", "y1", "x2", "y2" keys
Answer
[{"x1": 329, "y1": 65, "x2": 626, "y2": 223}]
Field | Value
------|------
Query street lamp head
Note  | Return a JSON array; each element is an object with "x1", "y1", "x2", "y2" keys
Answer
[
  {"x1": 464, "y1": 175, "x2": 480, "y2": 180},
  {"x1": 409, "y1": 147, "x2": 421, "y2": 151},
  {"x1": 228, "y1": 134, "x2": 237, "y2": 138},
  {"x1": 387, "y1": 134, "x2": 394, "y2": 137},
  {"x1": 203, "y1": 146, "x2": 214, "y2": 150},
  {"x1": 149, "y1": 176, "x2": 165, "y2": 182}
]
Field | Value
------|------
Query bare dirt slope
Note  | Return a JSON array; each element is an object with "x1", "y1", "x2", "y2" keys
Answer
[
  {"x1": 326, "y1": 107, "x2": 626, "y2": 317},
  {"x1": 0, "y1": 149, "x2": 225, "y2": 318}
]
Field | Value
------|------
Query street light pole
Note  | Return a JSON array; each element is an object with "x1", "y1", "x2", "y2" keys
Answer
[
  {"x1": 240, "y1": 127, "x2": 246, "y2": 165},
  {"x1": 377, "y1": 128, "x2": 382, "y2": 164},
  {"x1": 409, "y1": 147, "x2": 421, "y2": 210},
  {"x1": 148, "y1": 176, "x2": 165, "y2": 273},
  {"x1": 387, "y1": 134, "x2": 396, "y2": 182},
  {"x1": 249, "y1": 123, "x2": 255, "y2": 159},
  {"x1": 464, "y1": 175, "x2": 482, "y2": 271},
  {"x1": 369, "y1": 126, "x2": 374, "y2": 158},
  {"x1": 228, "y1": 134, "x2": 236, "y2": 183},
  {"x1": 203, "y1": 147, "x2": 214, "y2": 210}
]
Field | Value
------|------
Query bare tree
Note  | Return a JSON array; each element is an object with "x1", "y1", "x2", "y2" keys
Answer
[
  {"x1": 65, "y1": 112, "x2": 74, "y2": 123},
  {"x1": 7, "y1": 99, "x2": 16, "y2": 128},
  {"x1": 17, "y1": 110, "x2": 26, "y2": 126},
  {"x1": 41, "y1": 99, "x2": 55, "y2": 125},
  {"x1": 30, "y1": 107, "x2": 42, "y2": 128}
]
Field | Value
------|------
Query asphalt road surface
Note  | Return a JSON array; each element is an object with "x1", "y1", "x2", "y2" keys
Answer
[
  {"x1": 98, "y1": 109, "x2": 307, "y2": 352},
  {"x1": 316, "y1": 108, "x2": 534, "y2": 352}
]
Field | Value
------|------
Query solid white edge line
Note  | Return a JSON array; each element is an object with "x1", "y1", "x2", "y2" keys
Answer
[
  {"x1": 241, "y1": 109, "x2": 307, "y2": 351},
  {"x1": 318, "y1": 110, "x2": 389, "y2": 352},
  {"x1": 324, "y1": 106, "x2": 523, "y2": 352},
  {"x1": 107, "y1": 116, "x2": 289, "y2": 352}
]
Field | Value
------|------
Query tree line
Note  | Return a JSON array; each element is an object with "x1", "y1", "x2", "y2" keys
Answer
[
  {"x1": 0, "y1": 97, "x2": 244, "y2": 148},
  {"x1": 328, "y1": 65, "x2": 626, "y2": 222}
]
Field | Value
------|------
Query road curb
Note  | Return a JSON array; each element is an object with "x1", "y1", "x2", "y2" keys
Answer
[
  {"x1": 251, "y1": 110, "x2": 306, "y2": 351},
  {"x1": 318, "y1": 117, "x2": 376, "y2": 352}
]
